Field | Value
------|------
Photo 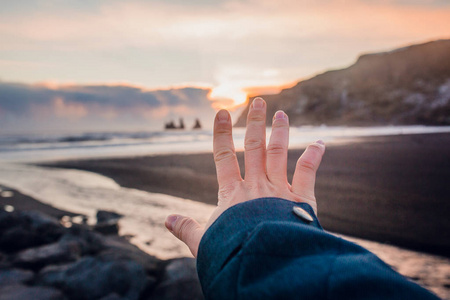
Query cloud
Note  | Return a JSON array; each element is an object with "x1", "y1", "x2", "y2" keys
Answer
[
  {"x1": 0, "y1": 0, "x2": 449, "y2": 106},
  {"x1": 2, "y1": 0, "x2": 449, "y2": 52},
  {"x1": 0, "y1": 81, "x2": 216, "y2": 132},
  {"x1": 53, "y1": 97, "x2": 88, "y2": 119}
]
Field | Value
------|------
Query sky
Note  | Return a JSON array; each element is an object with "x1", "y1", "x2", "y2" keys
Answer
[{"x1": 0, "y1": 0, "x2": 449, "y2": 132}]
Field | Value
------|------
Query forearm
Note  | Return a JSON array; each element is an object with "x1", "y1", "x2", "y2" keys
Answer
[{"x1": 197, "y1": 198, "x2": 439, "y2": 300}]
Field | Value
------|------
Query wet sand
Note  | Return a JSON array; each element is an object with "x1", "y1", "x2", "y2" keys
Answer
[
  {"x1": 0, "y1": 185, "x2": 79, "y2": 219},
  {"x1": 41, "y1": 133, "x2": 450, "y2": 257}
]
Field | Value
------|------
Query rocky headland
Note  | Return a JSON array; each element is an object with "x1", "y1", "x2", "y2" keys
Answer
[{"x1": 235, "y1": 39, "x2": 450, "y2": 127}]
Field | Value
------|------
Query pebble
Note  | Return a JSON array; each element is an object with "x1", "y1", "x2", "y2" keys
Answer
[
  {"x1": 4, "y1": 205, "x2": 14, "y2": 212},
  {"x1": 1, "y1": 191, "x2": 14, "y2": 198}
]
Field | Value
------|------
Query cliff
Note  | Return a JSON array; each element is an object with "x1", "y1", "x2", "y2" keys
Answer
[{"x1": 235, "y1": 39, "x2": 450, "y2": 127}]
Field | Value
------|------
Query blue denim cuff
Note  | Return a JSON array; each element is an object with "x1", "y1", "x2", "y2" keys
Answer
[{"x1": 197, "y1": 197, "x2": 321, "y2": 290}]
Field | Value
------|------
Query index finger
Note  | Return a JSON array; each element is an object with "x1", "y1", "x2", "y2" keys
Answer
[{"x1": 213, "y1": 110, "x2": 242, "y2": 188}]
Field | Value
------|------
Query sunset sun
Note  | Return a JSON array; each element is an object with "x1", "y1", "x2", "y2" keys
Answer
[{"x1": 209, "y1": 85, "x2": 248, "y2": 109}]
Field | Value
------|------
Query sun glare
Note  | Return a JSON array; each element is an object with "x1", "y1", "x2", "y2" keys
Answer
[{"x1": 209, "y1": 85, "x2": 248, "y2": 109}]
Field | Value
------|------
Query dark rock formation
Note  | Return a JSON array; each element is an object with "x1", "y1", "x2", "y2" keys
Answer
[
  {"x1": 96, "y1": 210, "x2": 123, "y2": 223},
  {"x1": 150, "y1": 258, "x2": 204, "y2": 300},
  {"x1": 0, "y1": 269, "x2": 34, "y2": 286},
  {"x1": 94, "y1": 210, "x2": 123, "y2": 235},
  {"x1": 13, "y1": 240, "x2": 81, "y2": 271},
  {"x1": 37, "y1": 256, "x2": 147, "y2": 300},
  {"x1": 192, "y1": 118, "x2": 202, "y2": 130},
  {"x1": 164, "y1": 118, "x2": 187, "y2": 130},
  {"x1": 0, "y1": 210, "x2": 64, "y2": 253},
  {"x1": 179, "y1": 118, "x2": 185, "y2": 129},
  {"x1": 0, "y1": 208, "x2": 203, "y2": 300},
  {"x1": 235, "y1": 39, "x2": 450, "y2": 127},
  {"x1": 164, "y1": 121, "x2": 176, "y2": 129},
  {"x1": 0, "y1": 285, "x2": 66, "y2": 300}
]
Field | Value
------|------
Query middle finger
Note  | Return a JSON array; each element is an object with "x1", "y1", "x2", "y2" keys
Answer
[{"x1": 244, "y1": 97, "x2": 267, "y2": 181}]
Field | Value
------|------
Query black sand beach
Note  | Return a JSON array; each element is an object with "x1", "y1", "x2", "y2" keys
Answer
[
  {"x1": 0, "y1": 185, "x2": 79, "y2": 219},
  {"x1": 41, "y1": 133, "x2": 450, "y2": 257}
]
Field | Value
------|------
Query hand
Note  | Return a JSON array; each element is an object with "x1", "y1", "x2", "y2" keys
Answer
[{"x1": 165, "y1": 97, "x2": 325, "y2": 257}]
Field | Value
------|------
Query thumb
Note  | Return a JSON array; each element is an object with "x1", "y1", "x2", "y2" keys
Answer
[
  {"x1": 291, "y1": 140, "x2": 326, "y2": 214},
  {"x1": 165, "y1": 214, "x2": 205, "y2": 257}
]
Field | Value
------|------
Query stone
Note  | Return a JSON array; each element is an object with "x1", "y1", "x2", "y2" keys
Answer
[
  {"x1": 0, "y1": 251, "x2": 10, "y2": 269},
  {"x1": 94, "y1": 222, "x2": 120, "y2": 235},
  {"x1": 96, "y1": 210, "x2": 123, "y2": 223},
  {"x1": 14, "y1": 240, "x2": 81, "y2": 270},
  {"x1": 38, "y1": 256, "x2": 148, "y2": 300},
  {"x1": 0, "y1": 227, "x2": 43, "y2": 253},
  {"x1": 0, "y1": 191, "x2": 14, "y2": 198},
  {"x1": 0, "y1": 211, "x2": 64, "y2": 253},
  {"x1": 0, "y1": 210, "x2": 25, "y2": 233},
  {"x1": 20, "y1": 211, "x2": 60, "y2": 227},
  {"x1": 99, "y1": 293, "x2": 123, "y2": 300},
  {"x1": 59, "y1": 226, "x2": 105, "y2": 255},
  {"x1": 149, "y1": 258, "x2": 204, "y2": 300},
  {"x1": 99, "y1": 235, "x2": 162, "y2": 276},
  {"x1": 21, "y1": 211, "x2": 65, "y2": 242},
  {"x1": 0, "y1": 284, "x2": 66, "y2": 300},
  {"x1": 94, "y1": 210, "x2": 123, "y2": 235},
  {"x1": 0, "y1": 269, "x2": 34, "y2": 286},
  {"x1": 4, "y1": 205, "x2": 14, "y2": 212}
]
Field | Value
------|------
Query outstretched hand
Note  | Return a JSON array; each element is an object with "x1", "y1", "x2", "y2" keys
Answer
[{"x1": 165, "y1": 97, "x2": 325, "y2": 257}]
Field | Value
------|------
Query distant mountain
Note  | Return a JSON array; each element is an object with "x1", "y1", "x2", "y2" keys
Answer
[{"x1": 235, "y1": 40, "x2": 450, "y2": 127}]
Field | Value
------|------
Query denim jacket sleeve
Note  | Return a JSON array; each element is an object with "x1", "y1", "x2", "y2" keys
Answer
[{"x1": 196, "y1": 197, "x2": 439, "y2": 300}]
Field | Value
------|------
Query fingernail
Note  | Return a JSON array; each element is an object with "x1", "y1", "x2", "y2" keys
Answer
[
  {"x1": 315, "y1": 139, "x2": 324, "y2": 145},
  {"x1": 165, "y1": 215, "x2": 178, "y2": 231},
  {"x1": 217, "y1": 109, "x2": 229, "y2": 122},
  {"x1": 274, "y1": 110, "x2": 286, "y2": 120},
  {"x1": 252, "y1": 97, "x2": 264, "y2": 109}
]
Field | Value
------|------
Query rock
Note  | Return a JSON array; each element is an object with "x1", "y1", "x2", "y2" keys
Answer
[
  {"x1": 0, "y1": 227, "x2": 43, "y2": 253},
  {"x1": 149, "y1": 258, "x2": 204, "y2": 300},
  {"x1": 94, "y1": 210, "x2": 123, "y2": 235},
  {"x1": 94, "y1": 222, "x2": 120, "y2": 235},
  {"x1": 0, "y1": 251, "x2": 10, "y2": 269},
  {"x1": 0, "y1": 269, "x2": 34, "y2": 286},
  {"x1": 96, "y1": 210, "x2": 123, "y2": 223},
  {"x1": 14, "y1": 241, "x2": 81, "y2": 270},
  {"x1": 99, "y1": 293, "x2": 123, "y2": 300},
  {"x1": 0, "y1": 211, "x2": 64, "y2": 253},
  {"x1": 37, "y1": 256, "x2": 148, "y2": 300},
  {"x1": 0, "y1": 210, "x2": 22, "y2": 232},
  {"x1": 100, "y1": 235, "x2": 162, "y2": 276},
  {"x1": 0, "y1": 284, "x2": 66, "y2": 300},
  {"x1": 0, "y1": 208, "x2": 205, "y2": 300},
  {"x1": 59, "y1": 226, "x2": 105, "y2": 255},
  {"x1": 20, "y1": 211, "x2": 61, "y2": 229},
  {"x1": 21, "y1": 211, "x2": 64, "y2": 242}
]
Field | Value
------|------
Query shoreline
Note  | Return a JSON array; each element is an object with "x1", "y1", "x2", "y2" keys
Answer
[{"x1": 39, "y1": 132, "x2": 450, "y2": 257}]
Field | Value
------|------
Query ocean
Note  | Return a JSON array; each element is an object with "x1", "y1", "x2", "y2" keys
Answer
[{"x1": 1, "y1": 125, "x2": 450, "y2": 162}]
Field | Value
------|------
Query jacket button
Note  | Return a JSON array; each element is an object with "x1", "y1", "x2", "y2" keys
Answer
[{"x1": 293, "y1": 206, "x2": 313, "y2": 223}]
